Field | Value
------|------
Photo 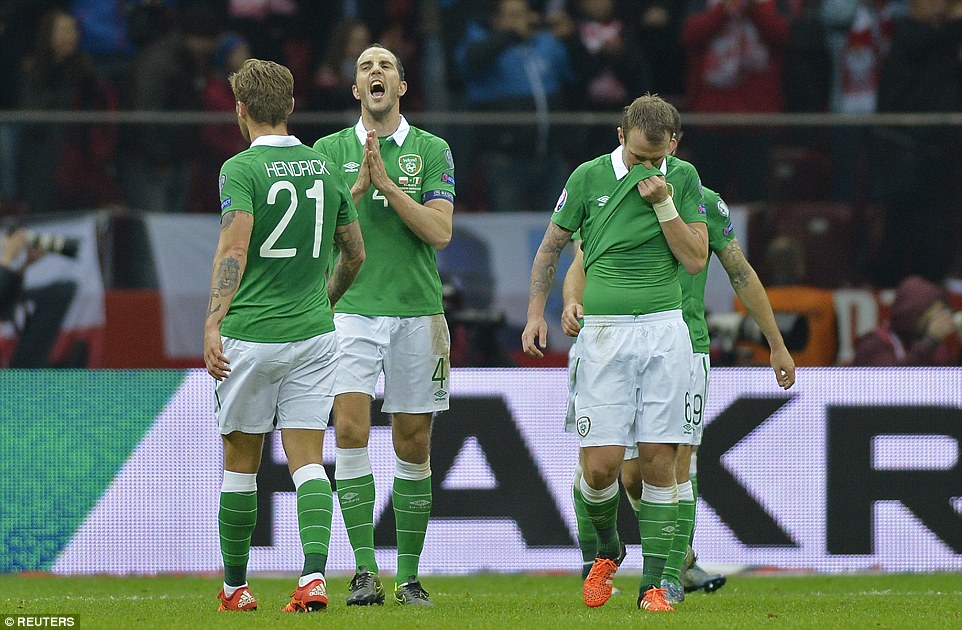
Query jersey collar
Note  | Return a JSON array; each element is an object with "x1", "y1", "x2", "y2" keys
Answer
[
  {"x1": 354, "y1": 116, "x2": 410, "y2": 146},
  {"x1": 610, "y1": 145, "x2": 669, "y2": 180},
  {"x1": 250, "y1": 135, "x2": 301, "y2": 147}
]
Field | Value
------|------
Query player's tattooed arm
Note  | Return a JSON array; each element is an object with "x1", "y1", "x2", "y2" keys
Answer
[
  {"x1": 522, "y1": 222, "x2": 573, "y2": 357},
  {"x1": 205, "y1": 211, "x2": 252, "y2": 329},
  {"x1": 719, "y1": 237, "x2": 795, "y2": 388},
  {"x1": 328, "y1": 220, "x2": 366, "y2": 307},
  {"x1": 528, "y1": 222, "x2": 573, "y2": 309},
  {"x1": 718, "y1": 238, "x2": 751, "y2": 290},
  {"x1": 204, "y1": 210, "x2": 252, "y2": 379}
]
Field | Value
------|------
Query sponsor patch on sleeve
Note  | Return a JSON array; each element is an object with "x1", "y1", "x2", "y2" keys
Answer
[
  {"x1": 698, "y1": 203, "x2": 707, "y2": 214},
  {"x1": 553, "y1": 188, "x2": 567, "y2": 213},
  {"x1": 221, "y1": 197, "x2": 232, "y2": 211},
  {"x1": 724, "y1": 222, "x2": 734, "y2": 236},
  {"x1": 423, "y1": 189, "x2": 455, "y2": 204},
  {"x1": 441, "y1": 172, "x2": 455, "y2": 186}
]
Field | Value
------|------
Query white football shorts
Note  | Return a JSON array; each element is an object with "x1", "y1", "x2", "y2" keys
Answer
[
  {"x1": 573, "y1": 311, "x2": 693, "y2": 448},
  {"x1": 215, "y1": 331, "x2": 340, "y2": 434},
  {"x1": 334, "y1": 313, "x2": 450, "y2": 414}
]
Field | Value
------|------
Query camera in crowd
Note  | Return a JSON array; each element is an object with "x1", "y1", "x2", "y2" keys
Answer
[
  {"x1": 23, "y1": 230, "x2": 80, "y2": 259},
  {"x1": 2, "y1": 219, "x2": 80, "y2": 259}
]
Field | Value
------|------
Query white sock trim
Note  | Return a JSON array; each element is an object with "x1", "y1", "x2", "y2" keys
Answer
[
  {"x1": 573, "y1": 462, "x2": 584, "y2": 489},
  {"x1": 222, "y1": 471, "x2": 257, "y2": 493},
  {"x1": 299, "y1": 572, "x2": 325, "y2": 587},
  {"x1": 641, "y1": 481, "x2": 678, "y2": 504},
  {"x1": 579, "y1": 477, "x2": 618, "y2": 504},
  {"x1": 626, "y1": 492, "x2": 642, "y2": 513},
  {"x1": 223, "y1": 582, "x2": 248, "y2": 597},
  {"x1": 292, "y1": 463, "x2": 329, "y2": 490},
  {"x1": 678, "y1": 480, "x2": 694, "y2": 502},
  {"x1": 335, "y1": 447, "x2": 372, "y2": 480},
  {"x1": 395, "y1": 455, "x2": 431, "y2": 481},
  {"x1": 689, "y1": 453, "x2": 698, "y2": 478}
]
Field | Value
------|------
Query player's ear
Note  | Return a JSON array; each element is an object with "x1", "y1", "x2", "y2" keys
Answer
[
  {"x1": 236, "y1": 101, "x2": 247, "y2": 118},
  {"x1": 288, "y1": 97, "x2": 294, "y2": 116},
  {"x1": 352, "y1": 83, "x2": 361, "y2": 101},
  {"x1": 398, "y1": 80, "x2": 408, "y2": 97},
  {"x1": 616, "y1": 126, "x2": 625, "y2": 146}
]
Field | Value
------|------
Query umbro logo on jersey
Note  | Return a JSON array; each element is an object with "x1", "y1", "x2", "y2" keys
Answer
[
  {"x1": 344, "y1": 162, "x2": 360, "y2": 173},
  {"x1": 597, "y1": 196, "x2": 610, "y2": 206}
]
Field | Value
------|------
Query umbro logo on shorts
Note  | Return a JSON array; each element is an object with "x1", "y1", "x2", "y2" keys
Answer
[
  {"x1": 576, "y1": 416, "x2": 591, "y2": 437},
  {"x1": 434, "y1": 389, "x2": 447, "y2": 402}
]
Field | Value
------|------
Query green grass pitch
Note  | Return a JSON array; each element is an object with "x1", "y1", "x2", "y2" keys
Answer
[{"x1": 2, "y1": 572, "x2": 960, "y2": 629}]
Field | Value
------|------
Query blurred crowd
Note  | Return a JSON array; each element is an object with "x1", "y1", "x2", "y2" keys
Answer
[{"x1": 1, "y1": 0, "x2": 961, "y2": 288}]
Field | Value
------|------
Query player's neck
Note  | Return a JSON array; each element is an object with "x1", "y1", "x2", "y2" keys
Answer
[
  {"x1": 360, "y1": 108, "x2": 401, "y2": 139},
  {"x1": 247, "y1": 121, "x2": 290, "y2": 143}
]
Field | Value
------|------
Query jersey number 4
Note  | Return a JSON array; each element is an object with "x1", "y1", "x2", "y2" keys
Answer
[{"x1": 260, "y1": 180, "x2": 325, "y2": 259}]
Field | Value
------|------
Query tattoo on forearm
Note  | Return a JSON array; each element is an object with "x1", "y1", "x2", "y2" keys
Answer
[
  {"x1": 329, "y1": 223, "x2": 364, "y2": 305},
  {"x1": 217, "y1": 257, "x2": 240, "y2": 292},
  {"x1": 529, "y1": 224, "x2": 572, "y2": 302},
  {"x1": 220, "y1": 211, "x2": 237, "y2": 231},
  {"x1": 721, "y1": 240, "x2": 751, "y2": 289}
]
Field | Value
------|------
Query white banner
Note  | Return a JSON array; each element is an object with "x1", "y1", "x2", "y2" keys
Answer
[
  {"x1": 145, "y1": 208, "x2": 749, "y2": 359},
  {"x1": 52, "y1": 367, "x2": 962, "y2": 575}
]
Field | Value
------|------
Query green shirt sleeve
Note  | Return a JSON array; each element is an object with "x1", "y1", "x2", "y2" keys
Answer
[
  {"x1": 676, "y1": 162, "x2": 707, "y2": 225},
  {"x1": 550, "y1": 165, "x2": 587, "y2": 232},
  {"x1": 219, "y1": 157, "x2": 254, "y2": 216},
  {"x1": 421, "y1": 138, "x2": 455, "y2": 204},
  {"x1": 705, "y1": 188, "x2": 736, "y2": 255}
]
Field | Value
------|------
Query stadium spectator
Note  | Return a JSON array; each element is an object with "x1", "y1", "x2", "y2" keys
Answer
[
  {"x1": 737, "y1": 235, "x2": 837, "y2": 366},
  {"x1": 120, "y1": 2, "x2": 219, "y2": 213},
  {"x1": 310, "y1": 20, "x2": 372, "y2": 113},
  {"x1": 192, "y1": 32, "x2": 251, "y2": 213},
  {"x1": 312, "y1": 43, "x2": 455, "y2": 607},
  {"x1": 853, "y1": 275, "x2": 961, "y2": 366},
  {"x1": 523, "y1": 94, "x2": 708, "y2": 612},
  {"x1": 572, "y1": 0, "x2": 653, "y2": 111},
  {"x1": 872, "y1": 0, "x2": 962, "y2": 286},
  {"x1": 205, "y1": 58, "x2": 365, "y2": 613},
  {"x1": 18, "y1": 7, "x2": 119, "y2": 214},
  {"x1": 635, "y1": 0, "x2": 688, "y2": 98},
  {"x1": 820, "y1": 0, "x2": 905, "y2": 202},
  {"x1": 454, "y1": 0, "x2": 585, "y2": 211},
  {"x1": 0, "y1": 226, "x2": 79, "y2": 368},
  {"x1": 680, "y1": 0, "x2": 791, "y2": 202}
]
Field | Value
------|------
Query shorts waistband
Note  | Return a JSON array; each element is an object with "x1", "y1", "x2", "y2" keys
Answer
[{"x1": 583, "y1": 310, "x2": 684, "y2": 326}]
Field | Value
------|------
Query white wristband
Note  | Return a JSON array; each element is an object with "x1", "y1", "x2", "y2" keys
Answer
[{"x1": 653, "y1": 196, "x2": 679, "y2": 222}]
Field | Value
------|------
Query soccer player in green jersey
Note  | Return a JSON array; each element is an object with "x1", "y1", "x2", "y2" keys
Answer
[
  {"x1": 204, "y1": 59, "x2": 365, "y2": 613},
  {"x1": 312, "y1": 44, "x2": 454, "y2": 607},
  {"x1": 562, "y1": 111, "x2": 796, "y2": 609},
  {"x1": 523, "y1": 94, "x2": 709, "y2": 612}
]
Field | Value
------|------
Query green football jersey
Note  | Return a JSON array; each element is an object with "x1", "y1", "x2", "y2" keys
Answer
[
  {"x1": 551, "y1": 149, "x2": 706, "y2": 316},
  {"x1": 218, "y1": 135, "x2": 358, "y2": 343},
  {"x1": 313, "y1": 117, "x2": 455, "y2": 316},
  {"x1": 679, "y1": 187, "x2": 736, "y2": 353}
]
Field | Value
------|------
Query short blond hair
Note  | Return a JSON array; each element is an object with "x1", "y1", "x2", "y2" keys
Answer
[
  {"x1": 229, "y1": 58, "x2": 294, "y2": 126},
  {"x1": 622, "y1": 94, "x2": 677, "y2": 145}
]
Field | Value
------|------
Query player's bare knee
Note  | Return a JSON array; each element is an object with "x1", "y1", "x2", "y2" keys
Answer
[{"x1": 620, "y1": 458, "x2": 643, "y2": 498}]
